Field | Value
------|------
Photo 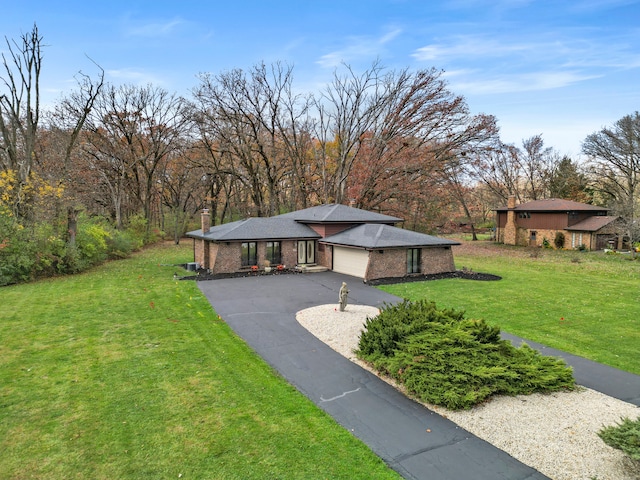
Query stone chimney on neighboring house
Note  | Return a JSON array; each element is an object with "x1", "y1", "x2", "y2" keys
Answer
[
  {"x1": 504, "y1": 195, "x2": 517, "y2": 245},
  {"x1": 201, "y1": 208, "x2": 211, "y2": 234}
]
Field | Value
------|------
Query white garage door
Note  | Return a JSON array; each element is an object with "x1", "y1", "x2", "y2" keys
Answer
[{"x1": 333, "y1": 246, "x2": 369, "y2": 278}]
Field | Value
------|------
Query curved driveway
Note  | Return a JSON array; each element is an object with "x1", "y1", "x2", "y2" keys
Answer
[{"x1": 198, "y1": 271, "x2": 549, "y2": 480}]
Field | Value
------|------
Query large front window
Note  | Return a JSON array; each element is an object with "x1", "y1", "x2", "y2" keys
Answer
[
  {"x1": 407, "y1": 248, "x2": 421, "y2": 274},
  {"x1": 241, "y1": 242, "x2": 257, "y2": 267},
  {"x1": 266, "y1": 241, "x2": 281, "y2": 265}
]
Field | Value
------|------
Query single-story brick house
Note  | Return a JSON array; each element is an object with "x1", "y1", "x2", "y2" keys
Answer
[
  {"x1": 495, "y1": 197, "x2": 624, "y2": 250},
  {"x1": 186, "y1": 203, "x2": 459, "y2": 282}
]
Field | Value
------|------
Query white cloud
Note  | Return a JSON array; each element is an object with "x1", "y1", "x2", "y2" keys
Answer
[
  {"x1": 441, "y1": 68, "x2": 476, "y2": 78},
  {"x1": 316, "y1": 27, "x2": 403, "y2": 68},
  {"x1": 412, "y1": 30, "x2": 640, "y2": 70},
  {"x1": 451, "y1": 70, "x2": 601, "y2": 95},
  {"x1": 412, "y1": 36, "x2": 533, "y2": 61},
  {"x1": 411, "y1": 30, "x2": 638, "y2": 95},
  {"x1": 123, "y1": 17, "x2": 186, "y2": 37},
  {"x1": 106, "y1": 68, "x2": 165, "y2": 86}
]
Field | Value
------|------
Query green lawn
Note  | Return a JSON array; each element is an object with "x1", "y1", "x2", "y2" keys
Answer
[
  {"x1": 0, "y1": 243, "x2": 400, "y2": 480},
  {"x1": 380, "y1": 243, "x2": 640, "y2": 375}
]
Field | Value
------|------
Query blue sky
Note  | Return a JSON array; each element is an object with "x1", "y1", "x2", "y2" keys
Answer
[{"x1": 2, "y1": 0, "x2": 639, "y2": 157}]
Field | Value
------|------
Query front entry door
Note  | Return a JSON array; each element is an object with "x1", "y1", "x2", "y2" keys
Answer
[{"x1": 297, "y1": 240, "x2": 315, "y2": 264}]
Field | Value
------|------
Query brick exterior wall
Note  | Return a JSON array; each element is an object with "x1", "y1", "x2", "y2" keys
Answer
[
  {"x1": 194, "y1": 239, "x2": 300, "y2": 274},
  {"x1": 510, "y1": 227, "x2": 622, "y2": 250},
  {"x1": 421, "y1": 247, "x2": 456, "y2": 274},
  {"x1": 280, "y1": 240, "x2": 298, "y2": 268},
  {"x1": 532, "y1": 228, "x2": 560, "y2": 247},
  {"x1": 365, "y1": 247, "x2": 455, "y2": 282},
  {"x1": 498, "y1": 224, "x2": 610, "y2": 250},
  {"x1": 194, "y1": 238, "x2": 205, "y2": 268},
  {"x1": 211, "y1": 243, "x2": 238, "y2": 273},
  {"x1": 568, "y1": 231, "x2": 591, "y2": 250},
  {"x1": 317, "y1": 242, "x2": 330, "y2": 268},
  {"x1": 196, "y1": 240, "x2": 455, "y2": 278},
  {"x1": 366, "y1": 249, "x2": 404, "y2": 280}
]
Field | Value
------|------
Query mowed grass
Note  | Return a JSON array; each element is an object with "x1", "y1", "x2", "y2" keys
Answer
[
  {"x1": 0, "y1": 243, "x2": 400, "y2": 480},
  {"x1": 380, "y1": 242, "x2": 640, "y2": 375}
]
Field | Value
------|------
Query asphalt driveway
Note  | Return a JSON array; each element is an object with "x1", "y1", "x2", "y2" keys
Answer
[{"x1": 198, "y1": 271, "x2": 548, "y2": 480}]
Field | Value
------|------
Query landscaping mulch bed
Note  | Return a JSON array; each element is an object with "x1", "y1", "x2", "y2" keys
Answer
[
  {"x1": 366, "y1": 270, "x2": 501, "y2": 286},
  {"x1": 173, "y1": 253, "x2": 501, "y2": 284},
  {"x1": 176, "y1": 266, "x2": 299, "y2": 281}
]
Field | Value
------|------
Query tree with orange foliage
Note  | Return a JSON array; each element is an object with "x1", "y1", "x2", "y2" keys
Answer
[{"x1": 320, "y1": 61, "x2": 500, "y2": 230}]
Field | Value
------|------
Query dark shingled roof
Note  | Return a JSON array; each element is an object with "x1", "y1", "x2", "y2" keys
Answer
[
  {"x1": 495, "y1": 198, "x2": 608, "y2": 212},
  {"x1": 566, "y1": 216, "x2": 620, "y2": 232},
  {"x1": 186, "y1": 217, "x2": 321, "y2": 241},
  {"x1": 321, "y1": 224, "x2": 460, "y2": 249},
  {"x1": 276, "y1": 203, "x2": 402, "y2": 224}
]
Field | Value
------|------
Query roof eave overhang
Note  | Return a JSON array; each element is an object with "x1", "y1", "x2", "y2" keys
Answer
[
  {"x1": 187, "y1": 233, "x2": 321, "y2": 242},
  {"x1": 320, "y1": 240, "x2": 460, "y2": 249}
]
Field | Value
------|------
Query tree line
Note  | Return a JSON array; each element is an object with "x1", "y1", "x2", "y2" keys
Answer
[{"x1": 1, "y1": 25, "x2": 638, "y2": 285}]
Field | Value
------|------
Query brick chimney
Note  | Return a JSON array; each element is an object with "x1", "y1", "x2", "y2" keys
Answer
[
  {"x1": 504, "y1": 196, "x2": 517, "y2": 245},
  {"x1": 201, "y1": 208, "x2": 211, "y2": 234}
]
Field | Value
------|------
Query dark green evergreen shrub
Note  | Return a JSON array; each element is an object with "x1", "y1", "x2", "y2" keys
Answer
[
  {"x1": 599, "y1": 417, "x2": 640, "y2": 461},
  {"x1": 356, "y1": 300, "x2": 575, "y2": 410},
  {"x1": 357, "y1": 300, "x2": 466, "y2": 361},
  {"x1": 554, "y1": 231, "x2": 565, "y2": 249}
]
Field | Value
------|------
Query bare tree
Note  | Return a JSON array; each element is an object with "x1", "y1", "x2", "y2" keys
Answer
[
  {"x1": 520, "y1": 134, "x2": 556, "y2": 200},
  {"x1": 0, "y1": 24, "x2": 41, "y2": 181},
  {"x1": 158, "y1": 143, "x2": 211, "y2": 244},
  {"x1": 583, "y1": 112, "x2": 640, "y2": 251},
  {"x1": 316, "y1": 61, "x2": 385, "y2": 204},
  {"x1": 0, "y1": 24, "x2": 42, "y2": 218},
  {"x1": 431, "y1": 113, "x2": 501, "y2": 239},
  {"x1": 83, "y1": 84, "x2": 187, "y2": 234},
  {"x1": 309, "y1": 100, "x2": 339, "y2": 204},
  {"x1": 315, "y1": 62, "x2": 500, "y2": 218},
  {"x1": 471, "y1": 143, "x2": 524, "y2": 204},
  {"x1": 192, "y1": 63, "x2": 312, "y2": 216},
  {"x1": 45, "y1": 65, "x2": 105, "y2": 245}
]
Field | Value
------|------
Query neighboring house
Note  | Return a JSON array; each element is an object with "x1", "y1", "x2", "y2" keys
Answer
[
  {"x1": 495, "y1": 197, "x2": 624, "y2": 250},
  {"x1": 186, "y1": 203, "x2": 459, "y2": 282}
]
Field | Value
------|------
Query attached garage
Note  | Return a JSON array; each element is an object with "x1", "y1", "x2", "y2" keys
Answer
[
  {"x1": 566, "y1": 215, "x2": 624, "y2": 251},
  {"x1": 332, "y1": 246, "x2": 369, "y2": 278},
  {"x1": 322, "y1": 224, "x2": 459, "y2": 282}
]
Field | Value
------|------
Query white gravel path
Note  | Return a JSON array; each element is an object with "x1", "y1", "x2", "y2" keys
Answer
[{"x1": 296, "y1": 304, "x2": 640, "y2": 480}]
